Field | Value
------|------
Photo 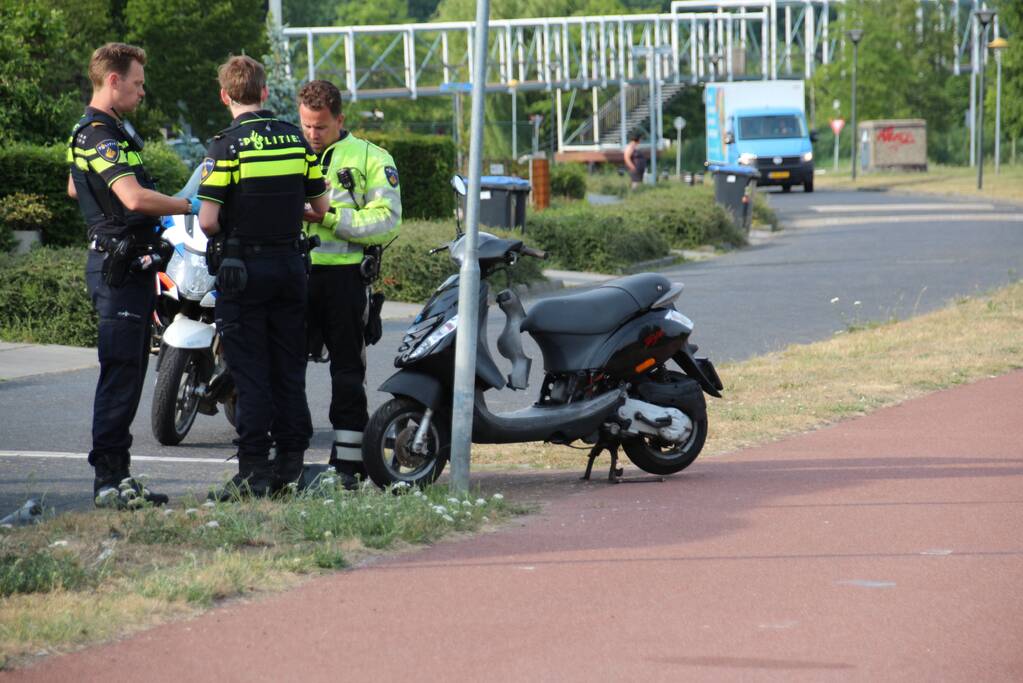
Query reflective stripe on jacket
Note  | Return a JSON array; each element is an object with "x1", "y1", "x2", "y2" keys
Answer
[{"x1": 306, "y1": 133, "x2": 401, "y2": 266}]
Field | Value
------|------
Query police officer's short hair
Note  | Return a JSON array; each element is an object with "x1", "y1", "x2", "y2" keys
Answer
[
  {"x1": 88, "y1": 43, "x2": 146, "y2": 90},
  {"x1": 298, "y1": 80, "x2": 343, "y2": 118},
  {"x1": 218, "y1": 56, "x2": 266, "y2": 106}
]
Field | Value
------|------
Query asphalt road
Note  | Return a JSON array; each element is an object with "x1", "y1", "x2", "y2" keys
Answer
[{"x1": 2, "y1": 188, "x2": 1021, "y2": 512}]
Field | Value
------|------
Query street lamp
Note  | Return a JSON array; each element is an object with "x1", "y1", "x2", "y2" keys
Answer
[
  {"x1": 847, "y1": 29, "x2": 863, "y2": 181},
  {"x1": 990, "y1": 35, "x2": 1008, "y2": 175},
  {"x1": 975, "y1": 9, "x2": 994, "y2": 190}
]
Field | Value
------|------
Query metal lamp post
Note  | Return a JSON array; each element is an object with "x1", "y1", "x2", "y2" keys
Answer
[
  {"x1": 846, "y1": 29, "x2": 863, "y2": 181},
  {"x1": 975, "y1": 9, "x2": 994, "y2": 190},
  {"x1": 990, "y1": 36, "x2": 1008, "y2": 175}
]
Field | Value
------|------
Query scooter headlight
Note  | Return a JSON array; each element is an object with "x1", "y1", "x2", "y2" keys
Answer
[{"x1": 405, "y1": 315, "x2": 458, "y2": 363}]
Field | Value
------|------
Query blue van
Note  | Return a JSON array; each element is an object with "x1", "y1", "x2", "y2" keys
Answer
[{"x1": 726, "y1": 107, "x2": 816, "y2": 192}]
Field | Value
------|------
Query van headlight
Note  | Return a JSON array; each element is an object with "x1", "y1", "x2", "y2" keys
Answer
[
  {"x1": 738, "y1": 152, "x2": 758, "y2": 166},
  {"x1": 802, "y1": 151, "x2": 813, "y2": 162}
]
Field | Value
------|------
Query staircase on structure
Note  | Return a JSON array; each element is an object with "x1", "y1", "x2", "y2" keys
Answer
[{"x1": 565, "y1": 82, "x2": 688, "y2": 150}]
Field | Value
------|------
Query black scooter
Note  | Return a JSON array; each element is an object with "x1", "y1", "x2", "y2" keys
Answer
[{"x1": 362, "y1": 176, "x2": 723, "y2": 488}]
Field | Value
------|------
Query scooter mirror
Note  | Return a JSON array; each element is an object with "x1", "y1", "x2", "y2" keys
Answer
[{"x1": 450, "y1": 175, "x2": 468, "y2": 196}]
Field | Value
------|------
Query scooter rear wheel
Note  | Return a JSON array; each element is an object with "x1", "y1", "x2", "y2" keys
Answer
[
  {"x1": 622, "y1": 416, "x2": 707, "y2": 476},
  {"x1": 363, "y1": 398, "x2": 450, "y2": 489}
]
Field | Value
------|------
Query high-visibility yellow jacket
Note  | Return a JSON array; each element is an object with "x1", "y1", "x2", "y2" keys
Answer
[{"x1": 305, "y1": 132, "x2": 402, "y2": 266}]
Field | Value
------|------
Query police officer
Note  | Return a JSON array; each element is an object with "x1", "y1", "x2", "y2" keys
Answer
[
  {"x1": 67, "y1": 43, "x2": 200, "y2": 508},
  {"x1": 298, "y1": 80, "x2": 402, "y2": 489},
  {"x1": 198, "y1": 56, "x2": 328, "y2": 499}
]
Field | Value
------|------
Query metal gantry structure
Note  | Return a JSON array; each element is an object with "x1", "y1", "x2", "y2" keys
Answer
[{"x1": 281, "y1": 0, "x2": 1005, "y2": 156}]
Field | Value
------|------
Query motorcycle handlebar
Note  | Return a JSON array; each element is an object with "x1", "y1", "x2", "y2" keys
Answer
[{"x1": 520, "y1": 246, "x2": 548, "y2": 260}]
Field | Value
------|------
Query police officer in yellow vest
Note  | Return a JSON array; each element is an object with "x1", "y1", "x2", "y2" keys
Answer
[{"x1": 298, "y1": 80, "x2": 401, "y2": 488}]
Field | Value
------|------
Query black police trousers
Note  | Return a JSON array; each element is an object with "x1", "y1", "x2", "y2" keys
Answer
[
  {"x1": 215, "y1": 249, "x2": 312, "y2": 459},
  {"x1": 307, "y1": 264, "x2": 369, "y2": 434},
  {"x1": 85, "y1": 250, "x2": 155, "y2": 474}
]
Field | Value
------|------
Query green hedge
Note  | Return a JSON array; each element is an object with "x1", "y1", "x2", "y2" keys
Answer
[
  {"x1": 0, "y1": 248, "x2": 95, "y2": 346},
  {"x1": 550, "y1": 163, "x2": 587, "y2": 199},
  {"x1": 0, "y1": 142, "x2": 190, "y2": 247},
  {"x1": 524, "y1": 184, "x2": 744, "y2": 273},
  {"x1": 527, "y1": 207, "x2": 669, "y2": 273},
  {"x1": 360, "y1": 132, "x2": 456, "y2": 221},
  {"x1": 377, "y1": 220, "x2": 545, "y2": 304}
]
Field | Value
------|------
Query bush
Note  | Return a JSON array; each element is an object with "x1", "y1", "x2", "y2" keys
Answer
[
  {"x1": 550, "y1": 163, "x2": 587, "y2": 199},
  {"x1": 526, "y1": 206, "x2": 669, "y2": 273},
  {"x1": 607, "y1": 185, "x2": 745, "y2": 250},
  {"x1": 0, "y1": 141, "x2": 190, "y2": 247},
  {"x1": 377, "y1": 220, "x2": 545, "y2": 304},
  {"x1": 0, "y1": 222, "x2": 13, "y2": 254},
  {"x1": 359, "y1": 132, "x2": 456, "y2": 221},
  {"x1": 0, "y1": 247, "x2": 96, "y2": 346}
]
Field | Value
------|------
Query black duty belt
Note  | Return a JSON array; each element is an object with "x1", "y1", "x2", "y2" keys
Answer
[{"x1": 240, "y1": 238, "x2": 304, "y2": 256}]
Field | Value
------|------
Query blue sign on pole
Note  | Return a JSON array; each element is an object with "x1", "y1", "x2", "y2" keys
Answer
[{"x1": 440, "y1": 82, "x2": 473, "y2": 93}]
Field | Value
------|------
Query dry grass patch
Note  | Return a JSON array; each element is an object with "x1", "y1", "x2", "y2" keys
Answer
[
  {"x1": 0, "y1": 483, "x2": 521, "y2": 668},
  {"x1": 815, "y1": 163, "x2": 1023, "y2": 203},
  {"x1": 473, "y1": 280, "x2": 1023, "y2": 469}
]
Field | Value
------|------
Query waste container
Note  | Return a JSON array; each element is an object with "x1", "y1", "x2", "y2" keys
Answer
[
  {"x1": 707, "y1": 164, "x2": 760, "y2": 232},
  {"x1": 475, "y1": 176, "x2": 531, "y2": 230}
]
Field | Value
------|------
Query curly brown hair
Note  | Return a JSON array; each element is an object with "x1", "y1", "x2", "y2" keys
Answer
[{"x1": 297, "y1": 80, "x2": 343, "y2": 117}]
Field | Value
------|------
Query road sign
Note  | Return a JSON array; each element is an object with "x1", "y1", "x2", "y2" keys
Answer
[
  {"x1": 830, "y1": 118, "x2": 846, "y2": 136},
  {"x1": 674, "y1": 116, "x2": 687, "y2": 131}
]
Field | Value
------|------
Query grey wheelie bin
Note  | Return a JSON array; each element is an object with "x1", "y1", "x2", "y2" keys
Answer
[{"x1": 707, "y1": 164, "x2": 760, "y2": 233}]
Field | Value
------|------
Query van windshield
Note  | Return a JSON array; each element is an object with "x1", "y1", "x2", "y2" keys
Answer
[{"x1": 738, "y1": 115, "x2": 805, "y2": 140}]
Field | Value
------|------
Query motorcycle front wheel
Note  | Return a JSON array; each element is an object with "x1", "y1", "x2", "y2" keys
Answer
[
  {"x1": 622, "y1": 416, "x2": 708, "y2": 476},
  {"x1": 363, "y1": 398, "x2": 450, "y2": 489},
  {"x1": 151, "y1": 347, "x2": 203, "y2": 446}
]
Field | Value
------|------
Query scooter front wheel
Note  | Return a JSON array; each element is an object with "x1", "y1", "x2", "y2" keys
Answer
[{"x1": 363, "y1": 398, "x2": 450, "y2": 489}]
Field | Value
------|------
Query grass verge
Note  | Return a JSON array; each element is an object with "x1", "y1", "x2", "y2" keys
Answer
[
  {"x1": 473, "y1": 278, "x2": 1023, "y2": 469},
  {"x1": 815, "y1": 163, "x2": 1023, "y2": 203},
  {"x1": 0, "y1": 481, "x2": 523, "y2": 667}
]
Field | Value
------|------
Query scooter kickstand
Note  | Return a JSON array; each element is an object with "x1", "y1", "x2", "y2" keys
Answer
[
  {"x1": 607, "y1": 448, "x2": 624, "y2": 484},
  {"x1": 581, "y1": 444, "x2": 602, "y2": 481}
]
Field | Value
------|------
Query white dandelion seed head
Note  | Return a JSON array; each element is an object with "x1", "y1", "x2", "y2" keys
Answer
[
  {"x1": 185, "y1": 508, "x2": 199, "y2": 515},
  {"x1": 475, "y1": 498, "x2": 486, "y2": 506},
  {"x1": 446, "y1": 497, "x2": 460, "y2": 504},
  {"x1": 492, "y1": 493, "x2": 504, "y2": 501},
  {"x1": 461, "y1": 500, "x2": 472, "y2": 507},
  {"x1": 205, "y1": 520, "x2": 220, "y2": 529},
  {"x1": 202, "y1": 501, "x2": 216, "y2": 509}
]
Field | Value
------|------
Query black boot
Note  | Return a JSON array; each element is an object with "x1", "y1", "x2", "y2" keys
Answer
[
  {"x1": 93, "y1": 454, "x2": 168, "y2": 509},
  {"x1": 272, "y1": 451, "x2": 305, "y2": 496},
  {"x1": 329, "y1": 443, "x2": 366, "y2": 491},
  {"x1": 208, "y1": 454, "x2": 275, "y2": 502}
]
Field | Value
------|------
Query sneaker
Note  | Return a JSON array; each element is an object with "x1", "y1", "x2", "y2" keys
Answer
[{"x1": 94, "y1": 477, "x2": 169, "y2": 509}]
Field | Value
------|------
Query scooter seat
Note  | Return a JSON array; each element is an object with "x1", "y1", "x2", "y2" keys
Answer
[{"x1": 522, "y1": 273, "x2": 673, "y2": 335}]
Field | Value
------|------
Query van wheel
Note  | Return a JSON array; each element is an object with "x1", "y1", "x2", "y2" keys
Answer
[
  {"x1": 781, "y1": 184, "x2": 792, "y2": 193},
  {"x1": 805, "y1": 178, "x2": 815, "y2": 193}
]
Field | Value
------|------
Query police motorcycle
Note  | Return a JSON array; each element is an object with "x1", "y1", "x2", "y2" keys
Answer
[
  {"x1": 361, "y1": 175, "x2": 723, "y2": 488},
  {"x1": 150, "y1": 166, "x2": 237, "y2": 445}
]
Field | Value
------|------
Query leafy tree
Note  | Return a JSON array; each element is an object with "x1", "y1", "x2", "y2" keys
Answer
[
  {"x1": 811, "y1": 0, "x2": 966, "y2": 149},
  {"x1": 264, "y1": 16, "x2": 298, "y2": 124},
  {"x1": 0, "y1": 1, "x2": 83, "y2": 144},
  {"x1": 992, "y1": 0, "x2": 1022, "y2": 143},
  {"x1": 124, "y1": 0, "x2": 268, "y2": 139}
]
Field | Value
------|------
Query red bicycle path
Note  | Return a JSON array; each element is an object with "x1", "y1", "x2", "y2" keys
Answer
[{"x1": 9, "y1": 371, "x2": 1023, "y2": 681}]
